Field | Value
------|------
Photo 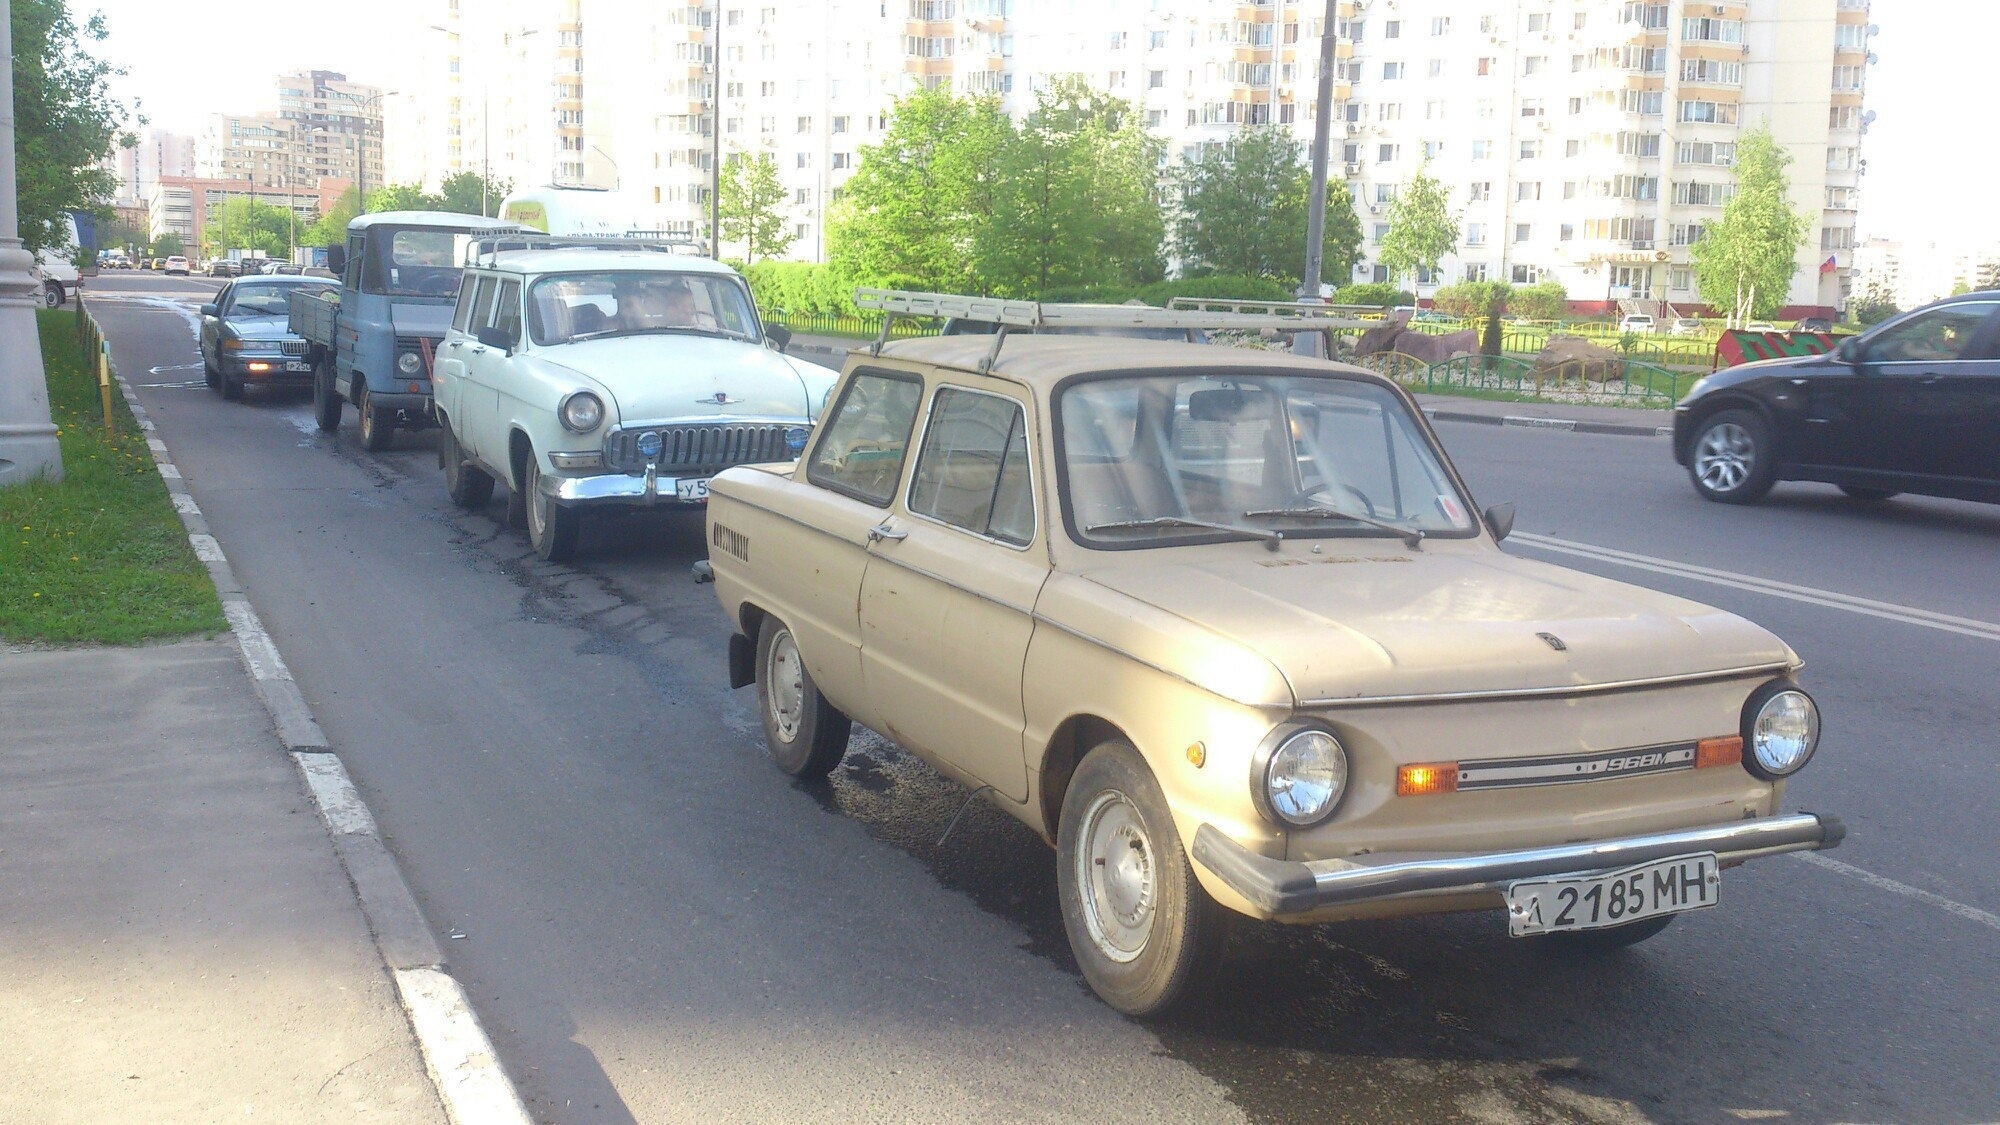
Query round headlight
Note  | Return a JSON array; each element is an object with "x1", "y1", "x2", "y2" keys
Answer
[
  {"x1": 560, "y1": 391, "x2": 605, "y2": 434},
  {"x1": 397, "y1": 352, "x2": 423, "y2": 375},
  {"x1": 635, "y1": 430, "x2": 665, "y2": 460},
  {"x1": 1254, "y1": 726, "x2": 1349, "y2": 828},
  {"x1": 1742, "y1": 683, "x2": 1819, "y2": 779}
]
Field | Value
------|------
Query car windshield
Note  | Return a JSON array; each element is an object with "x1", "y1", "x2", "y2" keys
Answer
[
  {"x1": 228, "y1": 282, "x2": 336, "y2": 318},
  {"x1": 361, "y1": 227, "x2": 470, "y2": 298},
  {"x1": 1058, "y1": 371, "x2": 1477, "y2": 549},
  {"x1": 526, "y1": 270, "x2": 760, "y2": 346}
]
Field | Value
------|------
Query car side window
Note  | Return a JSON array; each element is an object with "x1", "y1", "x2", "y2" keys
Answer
[
  {"x1": 452, "y1": 276, "x2": 480, "y2": 332},
  {"x1": 491, "y1": 280, "x2": 523, "y2": 345},
  {"x1": 1865, "y1": 303, "x2": 2000, "y2": 363},
  {"x1": 806, "y1": 371, "x2": 925, "y2": 507},
  {"x1": 908, "y1": 387, "x2": 1034, "y2": 546},
  {"x1": 468, "y1": 276, "x2": 498, "y2": 335}
]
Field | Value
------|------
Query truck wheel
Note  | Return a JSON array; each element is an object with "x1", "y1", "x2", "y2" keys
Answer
[
  {"x1": 356, "y1": 383, "x2": 395, "y2": 451},
  {"x1": 520, "y1": 453, "x2": 579, "y2": 562},
  {"x1": 312, "y1": 359, "x2": 342, "y2": 432},
  {"x1": 755, "y1": 615, "x2": 851, "y2": 779},
  {"x1": 1057, "y1": 739, "x2": 1229, "y2": 1016},
  {"x1": 44, "y1": 282, "x2": 62, "y2": 309},
  {"x1": 1539, "y1": 913, "x2": 1676, "y2": 954},
  {"x1": 439, "y1": 422, "x2": 494, "y2": 509}
]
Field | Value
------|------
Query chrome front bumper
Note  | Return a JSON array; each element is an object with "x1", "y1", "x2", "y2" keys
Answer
[
  {"x1": 1192, "y1": 812, "x2": 1844, "y2": 917},
  {"x1": 539, "y1": 466, "x2": 703, "y2": 508}
]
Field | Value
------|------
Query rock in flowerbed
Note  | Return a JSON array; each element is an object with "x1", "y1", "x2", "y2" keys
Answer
[{"x1": 1533, "y1": 336, "x2": 1627, "y2": 384}]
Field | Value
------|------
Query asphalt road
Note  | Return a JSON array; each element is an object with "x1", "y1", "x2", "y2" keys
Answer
[{"x1": 86, "y1": 274, "x2": 2000, "y2": 1124}]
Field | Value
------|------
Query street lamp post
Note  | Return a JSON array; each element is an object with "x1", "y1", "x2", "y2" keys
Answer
[
  {"x1": 709, "y1": 0, "x2": 723, "y2": 259},
  {"x1": 0, "y1": 0, "x2": 65, "y2": 487}
]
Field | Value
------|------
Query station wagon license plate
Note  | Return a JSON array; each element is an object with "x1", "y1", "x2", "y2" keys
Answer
[
  {"x1": 675, "y1": 477, "x2": 711, "y2": 502},
  {"x1": 284, "y1": 361, "x2": 312, "y2": 372},
  {"x1": 1506, "y1": 853, "x2": 1718, "y2": 937}
]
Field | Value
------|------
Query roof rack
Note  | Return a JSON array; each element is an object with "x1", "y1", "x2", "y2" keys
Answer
[
  {"x1": 1167, "y1": 296, "x2": 1394, "y2": 320},
  {"x1": 854, "y1": 288, "x2": 1375, "y2": 372},
  {"x1": 462, "y1": 232, "x2": 708, "y2": 267}
]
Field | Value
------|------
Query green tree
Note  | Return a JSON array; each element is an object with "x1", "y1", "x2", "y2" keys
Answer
[
  {"x1": 1172, "y1": 127, "x2": 1361, "y2": 286},
  {"x1": 148, "y1": 232, "x2": 183, "y2": 257},
  {"x1": 976, "y1": 77, "x2": 1164, "y2": 297},
  {"x1": 366, "y1": 182, "x2": 444, "y2": 213},
  {"x1": 1690, "y1": 127, "x2": 1809, "y2": 326},
  {"x1": 303, "y1": 184, "x2": 363, "y2": 246},
  {"x1": 205, "y1": 198, "x2": 293, "y2": 257},
  {"x1": 1377, "y1": 161, "x2": 1459, "y2": 290},
  {"x1": 437, "y1": 171, "x2": 510, "y2": 217},
  {"x1": 719, "y1": 151, "x2": 794, "y2": 262},
  {"x1": 10, "y1": 0, "x2": 131, "y2": 254},
  {"x1": 826, "y1": 86, "x2": 1010, "y2": 293}
]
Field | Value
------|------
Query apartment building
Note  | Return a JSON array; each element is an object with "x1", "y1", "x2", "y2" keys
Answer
[
  {"x1": 107, "y1": 128, "x2": 198, "y2": 207},
  {"x1": 198, "y1": 72, "x2": 385, "y2": 204},
  {"x1": 387, "y1": 0, "x2": 1868, "y2": 314},
  {"x1": 145, "y1": 177, "x2": 324, "y2": 250}
]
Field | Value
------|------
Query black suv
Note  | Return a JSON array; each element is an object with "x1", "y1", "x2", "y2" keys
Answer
[{"x1": 1673, "y1": 291, "x2": 2000, "y2": 506}]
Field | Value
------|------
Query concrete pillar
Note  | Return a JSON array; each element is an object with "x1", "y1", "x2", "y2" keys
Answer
[{"x1": 0, "y1": 0, "x2": 65, "y2": 487}]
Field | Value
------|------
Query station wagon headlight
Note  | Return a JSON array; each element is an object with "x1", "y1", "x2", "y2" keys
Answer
[
  {"x1": 1741, "y1": 682, "x2": 1819, "y2": 780},
  {"x1": 1252, "y1": 724, "x2": 1349, "y2": 829},
  {"x1": 397, "y1": 352, "x2": 423, "y2": 375},
  {"x1": 560, "y1": 391, "x2": 605, "y2": 434}
]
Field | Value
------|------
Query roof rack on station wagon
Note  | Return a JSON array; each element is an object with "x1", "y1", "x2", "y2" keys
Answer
[
  {"x1": 462, "y1": 232, "x2": 709, "y2": 267},
  {"x1": 854, "y1": 288, "x2": 1377, "y2": 372}
]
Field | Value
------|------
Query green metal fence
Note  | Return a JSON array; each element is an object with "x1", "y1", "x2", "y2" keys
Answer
[
  {"x1": 1359, "y1": 352, "x2": 1697, "y2": 404},
  {"x1": 767, "y1": 310, "x2": 937, "y2": 340}
]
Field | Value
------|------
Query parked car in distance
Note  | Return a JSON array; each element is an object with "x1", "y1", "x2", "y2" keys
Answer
[
  {"x1": 1744, "y1": 321, "x2": 1778, "y2": 333},
  {"x1": 164, "y1": 256, "x2": 190, "y2": 276},
  {"x1": 206, "y1": 259, "x2": 240, "y2": 278},
  {"x1": 703, "y1": 294, "x2": 1845, "y2": 1014},
  {"x1": 1619, "y1": 313, "x2": 1656, "y2": 334},
  {"x1": 1669, "y1": 317, "x2": 1705, "y2": 337},
  {"x1": 199, "y1": 275, "x2": 340, "y2": 401},
  {"x1": 432, "y1": 245, "x2": 836, "y2": 561},
  {"x1": 1675, "y1": 290, "x2": 2000, "y2": 506},
  {"x1": 1795, "y1": 316, "x2": 1834, "y2": 333}
]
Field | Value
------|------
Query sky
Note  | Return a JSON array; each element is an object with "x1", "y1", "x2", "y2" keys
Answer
[{"x1": 82, "y1": 0, "x2": 1996, "y2": 251}]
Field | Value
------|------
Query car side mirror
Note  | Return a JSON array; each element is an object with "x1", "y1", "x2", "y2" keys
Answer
[
  {"x1": 1834, "y1": 336, "x2": 1861, "y2": 364},
  {"x1": 324, "y1": 245, "x2": 346, "y2": 276},
  {"x1": 766, "y1": 325, "x2": 792, "y2": 353},
  {"x1": 199, "y1": 303, "x2": 219, "y2": 318},
  {"x1": 476, "y1": 325, "x2": 512, "y2": 353},
  {"x1": 1483, "y1": 502, "x2": 1516, "y2": 542}
]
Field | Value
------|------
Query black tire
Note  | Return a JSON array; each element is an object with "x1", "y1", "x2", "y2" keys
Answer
[
  {"x1": 44, "y1": 283, "x2": 62, "y2": 309},
  {"x1": 313, "y1": 359, "x2": 342, "y2": 432},
  {"x1": 1538, "y1": 913, "x2": 1676, "y2": 954},
  {"x1": 1839, "y1": 485, "x2": 1899, "y2": 502},
  {"x1": 439, "y1": 420, "x2": 495, "y2": 509},
  {"x1": 220, "y1": 368, "x2": 245, "y2": 402},
  {"x1": 356, "y1": 382, "x2": 395, "y2": 451},
  {"x1": 1057, "y1": 739, "x2": 1229, "y2": 1016},
  {"x1": 754, "y1": 615, "x2": 851, "y2": 779},
  {"x1": 1686, "y1": 409, "x2": 1777, "y2": 504},
  {"x1": 520, "y1": 452, "x2": 580, "y2": 562},
  {"x1": 203, "y1": 353, "x2": 220, "y2": 390}
]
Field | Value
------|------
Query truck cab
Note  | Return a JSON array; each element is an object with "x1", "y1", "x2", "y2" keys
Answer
[{"x1": 294, "y1": 211, "x2": 521, "y2": 450}]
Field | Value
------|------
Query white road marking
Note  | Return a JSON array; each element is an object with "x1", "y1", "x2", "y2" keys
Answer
[
  {"x1": 1511, "y1": 531, "x2": 2000, "y2": 643},
  {"x1": 295, "y1": 752, "x2": 379, "y2": 836},
  {"x1": 188, "y1": 533, "x2": 226, "y2": 563},
  {"x1": 394, "y1": 968, "x2": 534, "y2": 1125},
  {"x1": 222, "y1": 600, "x2": 292, "y2": 682},
  {"x1": 1794, "y1": 852, "x2": 2000, "y2": 935}
]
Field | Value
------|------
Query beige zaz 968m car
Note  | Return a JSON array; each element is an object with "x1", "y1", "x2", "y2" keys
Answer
[{"x1": 701, "y1": 292, "x2": 1845, "y2": 1015}]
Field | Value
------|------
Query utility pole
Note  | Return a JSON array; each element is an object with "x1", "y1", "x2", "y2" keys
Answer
[
  {"x1": 1300, "y1": 0, "x2": 1339, "y2": 305},
  {"x1": 0, "y1": 0, "x2": 65, "y2": 487},
  {"x1": 709, "y1": 0, "x2": 723, "y2": 259}
]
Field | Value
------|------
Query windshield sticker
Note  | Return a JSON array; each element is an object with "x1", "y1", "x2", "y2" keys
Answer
[{"x1": 1437, "y1": 494, "x2": 1466, "y2": 523}]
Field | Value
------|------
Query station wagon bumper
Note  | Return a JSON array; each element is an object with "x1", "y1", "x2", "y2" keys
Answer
[
  {"x1": 539, "y1": 466, "x2": 705, "y2": 507},
  {"x1": 1191, "y1": 812, "x2": 1844, "y2": 917}
]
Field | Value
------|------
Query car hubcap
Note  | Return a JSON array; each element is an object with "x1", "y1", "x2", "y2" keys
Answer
[
  {"x1": 1694, "y1": 422, "x2": 1754, "y2": 492},
  {"x1": 765, "y1": 629, "x2": 804, "y2": 743},
  {"x1": 1076, "y1": 791, "x2": 1156, "y2": 963},
  {"x1": 525, "y1": 460, "x2": 546, "y2": 539}
]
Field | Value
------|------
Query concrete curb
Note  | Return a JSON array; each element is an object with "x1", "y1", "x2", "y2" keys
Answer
[
  {"x1": 787, "y1": 338, "x2": 1673, "y2": 439},
  {"x1": 97, "y1": 304, "x2": 531, "y2": 1125}
]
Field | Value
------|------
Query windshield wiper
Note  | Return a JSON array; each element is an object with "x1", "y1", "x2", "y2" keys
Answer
[
  {"x1": 1086, "y1": 515, "x2": 1285, "y2": 551},
  {"x1": 1242, "y1": 505, "x2": 1425, "y2": 550}
]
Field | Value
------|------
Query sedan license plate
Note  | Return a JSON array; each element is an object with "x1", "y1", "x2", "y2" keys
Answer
[
  {"x1": 1506, "y1": 853, "x2": 1718, "y2": 937},
  {"x1": 675, "y1": 477, "x2": 711, "y2": 502},
  {"x1": 284, "y1": 361, "x2": 312, "y2": 372}
]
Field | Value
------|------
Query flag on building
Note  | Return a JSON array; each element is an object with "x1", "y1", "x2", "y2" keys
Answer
[{"x1": 1819, "y1": 255, "x2": 1839, "y2": 274}]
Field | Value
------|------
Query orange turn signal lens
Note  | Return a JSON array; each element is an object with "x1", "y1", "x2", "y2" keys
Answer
[
  {"x1": 1696, "y1": 735, "x2": 1744, "y2": 769},
  {"x1": 1397, "y1": 761, "x2": 1460, "y2": 796}
]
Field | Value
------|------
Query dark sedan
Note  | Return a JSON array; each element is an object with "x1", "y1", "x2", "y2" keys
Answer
[
  {"x1": 1673, "y1": 291, "x2": 2000, "y2": 505},
  {"x1": 199, "y1": 276, "x2": 339, "y2": 401}
]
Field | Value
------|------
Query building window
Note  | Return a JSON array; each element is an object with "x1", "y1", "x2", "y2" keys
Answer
[
  {"x1": 1428, "y1": 58, "x2": 1445, "y2": 77},
  {"x1": 1372, "y1": 223, "x2": 1390, "y2": 243},
  {"x1": 1677, "y1": 100, "x2": 1740, "y2": 125},
  {"x1": 1517, "y1": 181, "x2": 1541, "y2": 201},
  {"x1": 1670, "y1": 267, "x2": 1692, "y2": 291},
  {"x1": 1469, "y1": 182, "x2": 1491, "y2": 201},
  {"x1": 1463, "y1": 262, "x2": 1488, "y2": 282},
  {"x1": 1431, "y1": 17, "x2": 1450, "y2": 35},
  {"x1": 1512, "y1": 264, "x2": 1544, "y2": 284},
  {"x1": 1382, "y1": 61, "x2": 1405, "y2": 79},
  {"x1": 1519, "y1": 140, "x2": 1542, "y2": 159},
  {"x1": 1377, "y1": 102, "x2": 1402, "y2": 121},
  {"x1": 1526, "y1": 13, "x2": 1547, "y2": 33},
  {"x1": 1470, "y1": 139, "x2": 1491, "y2": 160},
  {"x1": 1465, "y1": 223, "x2": 1487, "y2": 246},
  {"x1": 1522, "y1": 55, "x2": 1546, "y2": 76},
  {"x1": 1514, "y1": 223, "x2": 1532, "y2": 243},
  {"x1": 1681, "y1": 17, "x2": 1744, "y2": 43},
  {"x1": 1384, "y1": 19, "x2": 1400, "y2": 38}
]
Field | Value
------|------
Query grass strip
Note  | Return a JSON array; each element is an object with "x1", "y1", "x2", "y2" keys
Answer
[{"x1": 0, "y1": 309, "x2": 225, "y2": 646}]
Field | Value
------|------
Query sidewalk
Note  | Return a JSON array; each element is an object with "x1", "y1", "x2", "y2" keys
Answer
[
  {"x1": 0, "y1": 640, "x2": 446, "y2": 1124},
  {"x1": 789, "y1": 332, "x2": 1675, "y2": 437}
]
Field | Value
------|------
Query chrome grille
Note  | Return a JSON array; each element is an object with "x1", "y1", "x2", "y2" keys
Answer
[
  {"x1": 281, "y1": 340, "x2": 308, "y2": 357},
  {"x1": 608, "y1": 423, "x2": 805, "y2": 473}
]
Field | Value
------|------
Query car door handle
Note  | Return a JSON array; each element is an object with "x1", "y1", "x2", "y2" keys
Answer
[
  {"x1": 1918, "y1": 374, "x2": 1944, "y2": 385},
  {"x1": 867, "y1": 523, "x2": 907, "y2": 543},
  {"x1": 468, "y1": 345, "x2": 487, "y2": 355}
]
